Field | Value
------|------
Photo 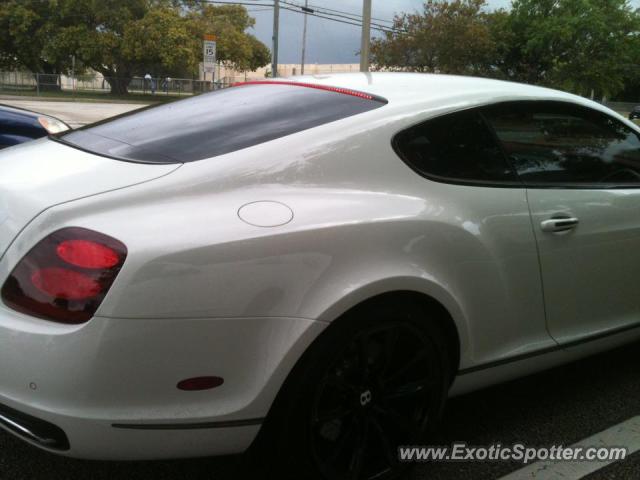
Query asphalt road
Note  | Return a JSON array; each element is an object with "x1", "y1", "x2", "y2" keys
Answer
[
  {"x1": 412, "y1": 339, "x2": 640, "y2": 480},
  {"x1": 585, "y1": 452, "x2": 640, "y2": 480},
  {"x1": 1, "y1": 339, "x2": 639, "y2": 480},
  {"x1": 0, "y1": 99, "x2": 146, "y2": 128}
]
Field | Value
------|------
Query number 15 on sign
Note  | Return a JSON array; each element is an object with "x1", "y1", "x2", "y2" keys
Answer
[{"x1": 203, "y1": 34, "x2": 217, "y2": 77}]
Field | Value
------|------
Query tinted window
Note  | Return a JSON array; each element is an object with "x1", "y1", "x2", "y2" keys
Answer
[
  {"x1": 393, "y1": 109, "x2": 517, "y2": 184},
  {"x1": 58, "y1": 84, "x2": 386, "y2": 163},
  {"x1": 483, "y1": 102, "x2": 640, "y2": 186}
]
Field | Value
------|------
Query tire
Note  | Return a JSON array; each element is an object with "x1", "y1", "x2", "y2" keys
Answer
[{"x1": 251, "y1": 300, "x2": 451, "y2": 480}]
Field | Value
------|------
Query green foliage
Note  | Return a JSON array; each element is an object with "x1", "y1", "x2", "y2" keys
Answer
[
  {"x1": 0, "y1": 0, "x2": 271, "y2": 94},
  {"x1": 505, "y1": 0, "x2": 640, "y2": 97},
  {"x1": 371, "y1": 0, "x2": 640, "y2": 98},
  {"x1": 186, "y1": 4, "x2": 262, "y2": 70},
  {"x1": 0, "y1": 0, "x2": 67, "y2": 73},
  {"x1": 371, "y1": 0, "x2": 496, "y2": 76},
  {"x1": 124, "y1": 7, "x2": 199, "y2": 76},
  {"x1": 247, "y1": 34, "x2": 272, "y2": 72}
]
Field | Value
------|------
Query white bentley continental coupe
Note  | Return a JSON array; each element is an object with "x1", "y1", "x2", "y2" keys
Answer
[{"x1": 1, "y1": 73, "x2": 639, "y2": 479}]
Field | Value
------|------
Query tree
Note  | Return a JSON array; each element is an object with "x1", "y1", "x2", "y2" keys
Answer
[
  {"x1": 247, "y1": 35, "x2": 272, "y2": 72},
  {"x1": 504, "y1": 0, "x2": 640, "y2": 97},
  {"x1": 40, "y1": 0, "x2": 150, "y2": 94},
  {"x1": 185, "y1": 4, "x2": 271, "y2": 72},
  {"x1": 0, "y1": 0, "x2": 82, "y2": 90},
  {"x1": 123, "y1": 7, "x2": 201, "y2": 79},
  {"x1": 370, "y1": 0, "x2": 640, "y2": 98},
  {"x1": 371, "y1": 0, "x2": 497, "y2": 76},
  {"x1": 484, "y1": 9, "x2": 519, "y2": 81},
  {"x1": 0, "y1": 0, "x2": 271, "y2": 94},
  {"x1": 0, "y1": 0, "x2": 67, "y2": 74}
]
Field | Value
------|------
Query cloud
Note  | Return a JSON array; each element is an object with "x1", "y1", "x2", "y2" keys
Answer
[
  {"x1": 250, "y1": 0, "x2": 421, "y2": 64},
  {"x1": 249, "y1": 0, "x2": 639, "y2": 64}
]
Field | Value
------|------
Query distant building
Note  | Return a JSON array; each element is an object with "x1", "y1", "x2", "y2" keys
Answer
[{"x1": 200, "y1": 63, "x2": 360, "y2": 83}]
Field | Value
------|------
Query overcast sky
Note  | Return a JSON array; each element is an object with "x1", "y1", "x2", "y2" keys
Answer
[{"x1": 247, "y1": 0, "x2": 637, "y2": 64}]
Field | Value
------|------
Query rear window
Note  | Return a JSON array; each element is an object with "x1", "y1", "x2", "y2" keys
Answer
[{"x1": 58, "y1": 83, "x2": 387, "y2": 163}]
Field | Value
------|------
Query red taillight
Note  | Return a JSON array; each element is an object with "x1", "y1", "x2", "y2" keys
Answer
[
  {"x1": 31, "y1": 268, "x2": 102, "y2": 300},
  {"x1": 56, "y1": 240, "x2": 120, "y2": 269},
  {"x1": 1, "y1": 228, "x2": 127, "y2": 324}
]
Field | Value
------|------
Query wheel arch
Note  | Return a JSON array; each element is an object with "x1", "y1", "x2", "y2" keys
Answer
[
  {"x1": 313, "y1": 276, "x2": 468, "y2": 373},
  {"x1": 251, "y1": 286, "x2": 464, "y2": 462},
  {"x1": 325, "y1": 289, "x2": 462, "y2": 378}
]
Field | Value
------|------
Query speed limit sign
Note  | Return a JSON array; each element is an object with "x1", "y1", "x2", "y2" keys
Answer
[{"x1": 203, "y1": 34, "x2": 216, "y2": 73}]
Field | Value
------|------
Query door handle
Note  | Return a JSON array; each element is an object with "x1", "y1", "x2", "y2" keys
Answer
[{"x1": 540, "y1": 217, "x2": 579, "y2": 233}]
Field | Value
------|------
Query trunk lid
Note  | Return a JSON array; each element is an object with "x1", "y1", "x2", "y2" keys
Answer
[{"x1": 0, "y1": 138, "x2": 180, "y2": 258}]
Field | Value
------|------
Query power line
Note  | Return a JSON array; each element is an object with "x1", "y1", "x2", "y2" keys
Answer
[
  {"x1": 280, "y1": 0, "x2": 403, "y2": 34},
  {"x1": 204, "y1": 0, "x2": 394, "y2": 24},
  {"x1": 306, "y1": 2, "x2": 395, "y2": 25},
  {"x1": 279, "y1": 5, "x2": 379, "y2": 32},
  {"x1": 203, "y1": 1, "x2": 274, "y2": 6},
  {"x1": 280, "y1": 4, "x2": 399, "y2": 34},
  {"x1": 202, "y1": 0, "x2": 404, "y2": 35}
]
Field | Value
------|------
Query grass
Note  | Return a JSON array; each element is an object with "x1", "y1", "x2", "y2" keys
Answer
[{"x1": 0, "y1": 87, "x2": 186, "y2": 104}]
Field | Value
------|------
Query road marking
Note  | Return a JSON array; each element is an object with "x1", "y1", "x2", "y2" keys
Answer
[{"x1": 498, "y1": 416, "x2": 640, "y2": 479}]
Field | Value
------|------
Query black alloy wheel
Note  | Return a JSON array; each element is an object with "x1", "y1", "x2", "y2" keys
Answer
[
  {"x1": 310, "y1": 322, "x2": 441, "y2": 479},
  {"x1": 254, "y1": 301, "x2": 451, "y2": 480}
]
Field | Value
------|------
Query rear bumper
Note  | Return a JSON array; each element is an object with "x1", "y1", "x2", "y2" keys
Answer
[
  {"x1": 0, "y1": 396, "x2": 261, "y2": 460},
  {"x1": 0, "y1": 306, "x2": 326, "y2": 459}
]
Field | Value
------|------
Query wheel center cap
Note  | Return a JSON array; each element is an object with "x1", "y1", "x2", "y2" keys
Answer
[{"x1": 359, "y1": 389, "x2": 373, "y2": 407}]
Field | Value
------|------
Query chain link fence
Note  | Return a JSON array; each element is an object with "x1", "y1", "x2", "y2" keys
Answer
[
  {"x1": 0, "y1": 72, "x2": 232, "y2": 97},
  {"x1": 6, "y1": 71, "x2": 636, "y2": 113}
]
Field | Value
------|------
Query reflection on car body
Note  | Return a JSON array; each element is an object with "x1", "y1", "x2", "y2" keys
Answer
[{"x1": 1, "y1": 73, "x2": 640, "y2": 479}]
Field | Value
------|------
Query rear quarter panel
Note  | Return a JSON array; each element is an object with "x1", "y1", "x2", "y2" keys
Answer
[{"x1": 2, "y1": 100, "x2": 550, "y2": 374}]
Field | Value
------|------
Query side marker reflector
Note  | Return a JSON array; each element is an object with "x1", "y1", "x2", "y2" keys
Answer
[{"x1": 177, "y1": 376, "x2": 224, "y2": 391}]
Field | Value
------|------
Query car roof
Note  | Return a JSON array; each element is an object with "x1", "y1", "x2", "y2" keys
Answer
[{"x1": 285, "y1": 72, "x2": 605, "y2": 113}]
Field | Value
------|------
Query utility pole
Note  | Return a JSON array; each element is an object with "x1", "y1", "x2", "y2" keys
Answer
[
  {"x1": 272, "y1": 0, "x2": 280, "y2": 78},
  {"x1": 360, "y1": 0, "x2": 372, "y2": 72},
  {"x1": 300, "y1": 0, "x2": 309, "y2": 75},
  {"x1": 71, "y1": 54, "x2": 76, "y2": 99}
]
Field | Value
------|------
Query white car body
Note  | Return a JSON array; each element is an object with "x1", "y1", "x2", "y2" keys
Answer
[{"x1": 0, "y1": 73, "x2": 639, "y2": 461}]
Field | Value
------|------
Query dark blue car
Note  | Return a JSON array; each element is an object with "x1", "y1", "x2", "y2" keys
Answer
[{"x1": 0, "y1": 104, "x2": 70, "y2": 150}]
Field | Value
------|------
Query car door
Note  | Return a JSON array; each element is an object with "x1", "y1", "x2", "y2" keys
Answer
[
  {"x1": 483, "y1": 101, "x2": 640, "y2": 343},
  {"x1": 392, "y1": 108, "x2": 551, "y2": 365}
]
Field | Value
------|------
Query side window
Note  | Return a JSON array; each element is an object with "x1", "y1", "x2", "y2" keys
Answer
[
  {"x1": 483, "y1": 102, "x2": 640, "y2": 187},
  {"x1": 393, "y1": 109, "x2": 518, "y2": 184}
]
